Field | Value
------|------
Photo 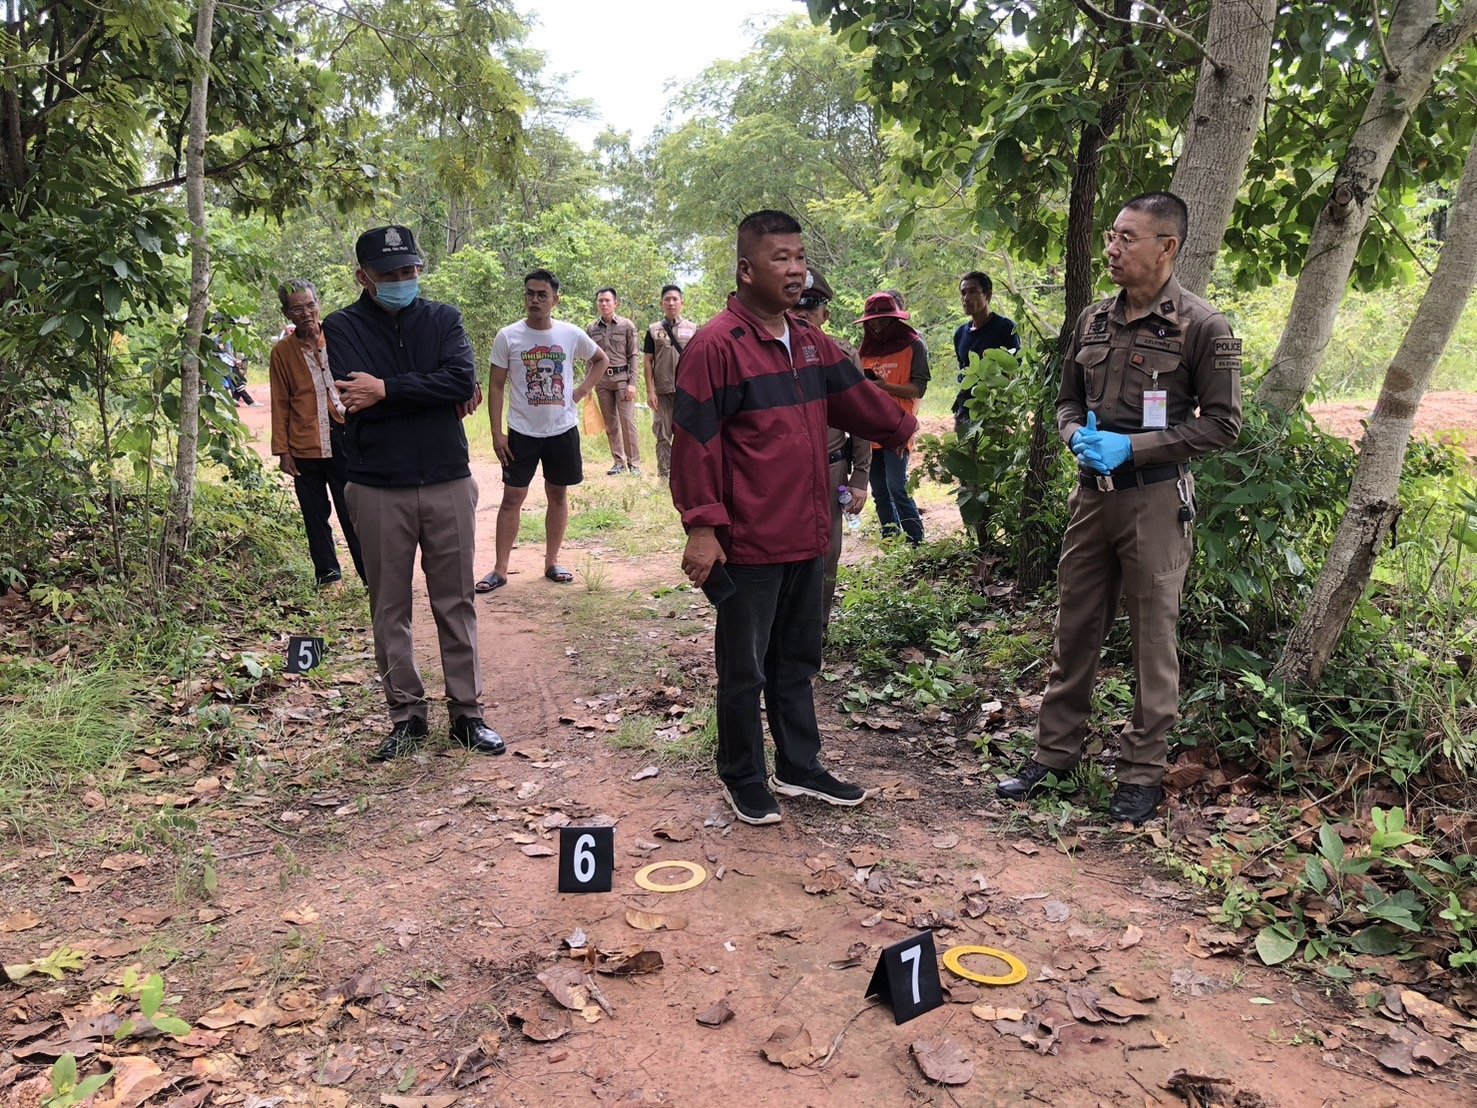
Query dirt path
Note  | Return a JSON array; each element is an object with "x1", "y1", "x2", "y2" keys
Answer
[{"x1": 4, "y1": 388, "x2": 1475, "y2": 1106}]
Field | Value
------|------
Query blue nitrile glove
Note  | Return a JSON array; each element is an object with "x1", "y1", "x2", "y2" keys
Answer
[
  {"x1": 1071, "y1": 411, "x2": 1133, "y2": 474},
  {"x1": 1069, "y1": 411, "x2": 1098, "y2": 458}
]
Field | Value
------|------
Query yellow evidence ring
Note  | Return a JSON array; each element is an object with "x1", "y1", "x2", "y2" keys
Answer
[
  {"x1": 942, "y1": 945, "x2": 1028, "y2": 986},
  {"x1": 633, "y1": 860, "x2": 707, "y2": 893}
]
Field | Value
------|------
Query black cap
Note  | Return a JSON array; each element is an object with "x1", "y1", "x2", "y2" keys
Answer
[
  {"x1": 355, "y1": 225, "x2": 422, "y2": 273},
  {"x1": 799, "y1": 267, "x2": 834, "y2": 304}
]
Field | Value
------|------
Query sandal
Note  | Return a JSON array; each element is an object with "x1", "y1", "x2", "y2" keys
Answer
[
  {"x1": 475, "y1": 571, "x2": 507, "y2": 593},
  {"x1": 544, "y1": 565, "x2": 574, "y2": 584}
]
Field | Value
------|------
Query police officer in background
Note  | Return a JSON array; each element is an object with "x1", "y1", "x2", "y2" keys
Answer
[{"x1": 996, "y1": 191, "x2": 1242, "y2": 825}]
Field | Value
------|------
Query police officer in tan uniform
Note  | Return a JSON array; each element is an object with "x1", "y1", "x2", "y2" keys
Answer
[
  {"x1": 997, "y1": 191, "x2": 1242, "y2": 824},
  {"x1": 642, "y1": 284, "x2": 698, "y2": 481}
]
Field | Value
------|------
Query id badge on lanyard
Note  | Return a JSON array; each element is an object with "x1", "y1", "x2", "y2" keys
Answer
[{"x1": 1143, "y1": 371, "x2": 1167, "y2": 430}]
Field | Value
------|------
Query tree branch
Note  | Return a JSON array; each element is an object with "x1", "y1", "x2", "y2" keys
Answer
[
  {"x1": 1072, "y1": 0, "x2": 1225, "y2": 73},
  {"x1": 128, "y1": 131, "x2": 314, "y2": 195}
]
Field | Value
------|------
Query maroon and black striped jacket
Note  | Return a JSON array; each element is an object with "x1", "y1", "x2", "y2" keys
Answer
[{"x1": 671, "y1": 294, "x2": 916, "y2": 565}]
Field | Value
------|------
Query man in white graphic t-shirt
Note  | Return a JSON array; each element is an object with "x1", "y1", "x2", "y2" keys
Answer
[{"x1": 477, "y1": 269, "x2": 609, "y2": 593}]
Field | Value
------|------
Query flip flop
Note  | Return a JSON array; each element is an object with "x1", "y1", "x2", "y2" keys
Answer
[
  {"x1": 544, "y1": 565, "x2": 574, "y2": 584},
  {"x1": 475, "y1": 571, "x2": 507, "y2": 593}
]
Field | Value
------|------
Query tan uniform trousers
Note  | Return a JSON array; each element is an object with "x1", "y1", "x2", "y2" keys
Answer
[
  {"x1": 822, "y1": 457, "x2": 851, "y2": 625},
  {"x1": 596, "y1": 373, "x2": 640, "y2": 468},
  {"x1": 651, "y1": 391, "x2": 675, "y2": 479},
  {"x1": 345, "y1": 477, "x2": 482, "y2": 723},
  {"x1": 1034, "y1": 474, "x2": 1192, "y2": 786}
]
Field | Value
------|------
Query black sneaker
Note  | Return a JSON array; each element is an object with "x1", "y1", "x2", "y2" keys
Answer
[
  {"x1": 371, "y1": 717, "x2": 427, "y2": 762},
  {"x1": 450, "y1": 716, "x2": 507, "y2": 756},
  {"x1": 316, "y1": 569, "x2": 343, "y2": 588},
  {"x1": 996, "y1": 758, "x2": 1078, "y2": 801},
  {"x1": 1108, "y1": 783, "x2": 1165, "y2": 825},
  {"x1": 724, "y1": 781, "x2": 781, "y2": 825},
  {"x1": 606, "y1": 464, "x2": 627, "y2": 475},
  {"x1": 769, "y1": 769, "x2": 866, "y2": 807}
]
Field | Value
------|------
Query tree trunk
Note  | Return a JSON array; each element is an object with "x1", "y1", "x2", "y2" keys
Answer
[
  {"x1": 1015, "y1": 78, "x2": 1130, "y2": 591},
  {"x1": 1274, "y1": 131, "x2": 1477, "y2": 686},
  {"x1": 1169, "y1": 0, "x2": 1275, "y2": 296},
  {"x1": 1257, "y1": 0, "x2": 1477, "y2": 414},
  {"x1": 165, "y1": 0, "x2": 216, "y2": 580}
]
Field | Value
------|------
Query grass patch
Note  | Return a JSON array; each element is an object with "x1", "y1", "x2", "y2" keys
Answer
[
  {"x1": 0, "y1": 666, "x2": 140, "y2": 789},
  {"x1": 567, "y1": 505, "x2": 631, "y2": 539},
  {"x1": 608, "y1": 706, "x2": 717, "y2": 767}
]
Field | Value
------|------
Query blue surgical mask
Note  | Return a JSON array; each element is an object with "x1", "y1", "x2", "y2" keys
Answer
[{"x1": 372, "y1": 277, "x2": 419, "y2": 311}]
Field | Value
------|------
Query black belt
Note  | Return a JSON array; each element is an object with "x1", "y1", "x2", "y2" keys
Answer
[
  {"x1": 605, "y1": 365, "x2": 630, "y2": 376},
  {"x1": 827, "y1": 449, "x2": 847, "y2": 464},
  {"x1": 1078, "y1": 463, "x2": 1182, "y2": 492}
]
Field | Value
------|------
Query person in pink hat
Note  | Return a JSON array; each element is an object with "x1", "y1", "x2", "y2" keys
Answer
[{"x1": 856, "y1": 291, "x2": 930, "y2": 544}]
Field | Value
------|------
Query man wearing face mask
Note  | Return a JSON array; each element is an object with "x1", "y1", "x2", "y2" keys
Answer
[{"x1": 324, "y1": 225, "x2": 507, "y2": 763}]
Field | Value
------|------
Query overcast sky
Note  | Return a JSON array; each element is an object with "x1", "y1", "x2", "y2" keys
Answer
[{"x1": 522, "y1": 0, "x2": 797, "y2": 146}]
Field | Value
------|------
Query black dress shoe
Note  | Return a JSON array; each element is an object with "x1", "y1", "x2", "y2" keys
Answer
[
  {"x1": 996, "y1": 758, "x2": 1078, "y2": 801},
  {"x1": 451, "y1": 716, "x2": 507, "y2": 755},
  {"x1": 372, "y1": 717, "x2": 428, "y2": 762},
  {"x1": 1108, "y1": 783, "x2": 1165, "y2": 824}
]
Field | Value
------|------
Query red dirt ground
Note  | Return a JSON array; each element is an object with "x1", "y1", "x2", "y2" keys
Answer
[{"x1": 3, "y1": 387, "x2": 1476, "y2": 1107}]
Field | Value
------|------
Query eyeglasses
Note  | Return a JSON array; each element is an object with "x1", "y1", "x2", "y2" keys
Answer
[
  {"x1": 283, "y1": 302, "x2": 318, "y2": 316},
  {"x1": 1103, "y1": 230, "x2": 1172, "y2": 248},
  {"x1": 524, "y1": 289, "x2": 553, "y2": 301}
]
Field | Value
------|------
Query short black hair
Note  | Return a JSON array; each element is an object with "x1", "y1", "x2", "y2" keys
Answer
[
  {"x1": 525, "y1": 268, "x2": 560, "y2": 292},
  {"x1": 277, "y1": 278, "x2": 318, "y2": 311},
  {"x1": 660, "y1": 284, "x2": 682, "y2": 297},
  {"x1": 596, "y1": 286, "x2": 618, "y2": 300},
  {"x1": 1121, "y1": 191, "x2": 1189, "y2": 244},
  {"x1": 738, "y1": 209, "x2": 802, "y2": 240},
  {"x1": 960, "y1": 271, "x2": 993, "y2": 296}
]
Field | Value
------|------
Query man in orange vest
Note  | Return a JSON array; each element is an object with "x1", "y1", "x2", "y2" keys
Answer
[{"x1": 856, "y1": 292, "x2": 930, "y2": 545}]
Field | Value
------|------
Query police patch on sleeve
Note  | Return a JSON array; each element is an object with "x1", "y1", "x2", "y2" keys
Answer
[{"x1": 1212, "y1": 336, "x2": 1242, "y2": 371}]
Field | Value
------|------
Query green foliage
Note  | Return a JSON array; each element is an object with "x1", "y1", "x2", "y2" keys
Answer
[
  {"x1": 828, "y1": 537, "x2": 986, "y2": 658},
  {"x1": 1232, "y1": 808, "x2": 1477, "y2": 973},
  {"x1": 916, "y1": 347, "x2": 1072, "y2": 562},
  {"x1": 111, "y1": 968, "x2": 193, "y2": 1040},
  {"x1": 44, "y1": 1053, "x2": 112, "y2": 1108},
  {"x1": 0, "y1": 668, "x2": 140, "y2": 792}
]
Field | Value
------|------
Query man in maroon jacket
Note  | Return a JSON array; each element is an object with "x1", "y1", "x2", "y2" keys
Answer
[{"x1": 671, "y1": 210, "x2": 918, "y2": 826}]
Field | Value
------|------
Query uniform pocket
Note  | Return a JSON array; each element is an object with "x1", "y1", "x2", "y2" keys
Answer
[{"x1": 1074, "y1": 343, "x2": 1110, "y2": 404}]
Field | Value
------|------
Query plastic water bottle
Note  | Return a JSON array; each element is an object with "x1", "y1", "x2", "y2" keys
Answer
[{"x1": 838, "y1": 486, "x2": 862, "y2": 533}]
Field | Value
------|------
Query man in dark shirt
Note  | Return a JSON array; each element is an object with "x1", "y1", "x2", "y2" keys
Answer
[
  {"x1": 952, "y1": 270, "x2": 1021, "y2": 433},
  {"x1": 325, "y1": 224, "x2": 507, "y2": 763}
]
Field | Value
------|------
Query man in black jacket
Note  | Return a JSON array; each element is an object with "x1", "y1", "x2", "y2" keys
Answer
[{"x1": 325, "y1": 224, "x2": 507, "y2": 762}]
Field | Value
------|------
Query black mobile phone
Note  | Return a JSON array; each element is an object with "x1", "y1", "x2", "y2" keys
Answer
[{"x1": 701, "y1": 563, "x2": 737, "y2": 606}]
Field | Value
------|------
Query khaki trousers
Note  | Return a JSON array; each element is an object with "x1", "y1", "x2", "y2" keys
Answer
[
  {"x1": 596, "y1": 375, "x2": 640, "y2": 467},
  {"x1": 345, "y1": 477, "x2": 482, "y2": 723},
  {"x1": 1034, "y1": 476, "x2": 1192, "y2": 786},
  {"x1": 652, "y1": 392, "x2": 675, "y2": 479}
]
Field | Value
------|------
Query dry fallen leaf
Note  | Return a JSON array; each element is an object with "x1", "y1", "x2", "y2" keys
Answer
[
  {"x1": 380, "y1": 1096, "x2": 459, "y2": 1108},
  {"x1": 597, "y1": 949, "x2": 664, "y2": 976},
  {"x1": 848, "y1": 845, "x2": 884, "y2": 867},
  {"x1": 1118, "y1": 924, "x2": 1144, "y2": 949},
  {"x1": 1044, "y1": 900, "x2": 1071, "y2": 923},
  {"x1": 630, "y1": 765, "x2": 659, "y2": 781},
  {"x1": 282, "y1": 905, "x2": 319, "y2": 925},
  {"x1": 93, "y1": 1054, "x2": 170, "y2": 1108},
  {"x1": 760, "y1": 1022, "x2": 820, "y2": 1068},
  {"x1": 315, "y1": 1043, "x2": 358, "y2": 1086},
  {"x1": 932, "y1": 831, "x2": 960, "y2": 850},
  {"x1": 695, "y1": 998, "x2": 735, "y2": 1027},
  {"x1": 511, "y1": 1006, "x2": 571, "y2": 1042},
  {"x1": 625, "y1": 908, "x2": 688, "y2": 932},
  {"x1": 98, "y1": 852, "x2": 150, "y2": 873},
  {"x1": 971, "y1": 1003, "x2": 1027, "y2": 1022},
  {"x1": 0, "y1": 910, "x2": 42, "y2": 933},
  {"x1": 1011, "y1": 840, "x2": 1040, "y2": 856},
  {"x1": 911, "y1": 1037, "x2": 972, "y2": 1085},
  {"x1": 1110, "y1": 979, "x2": 1161, "y2": 1003},
  {"x1": 537, "y1": 966, "x2": 591, "y2": 1011}
]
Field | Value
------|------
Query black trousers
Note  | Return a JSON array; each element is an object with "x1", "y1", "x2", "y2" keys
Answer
[
  {"x1": 714, "y1": 557, "x2": 827, "y2": 788},
  {"x1": 292, "y1": 427, "x2": 365, "y2": 584}
]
